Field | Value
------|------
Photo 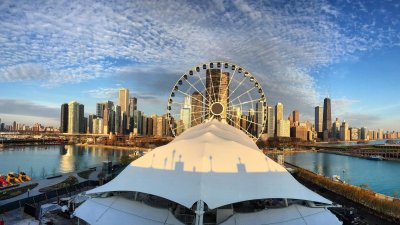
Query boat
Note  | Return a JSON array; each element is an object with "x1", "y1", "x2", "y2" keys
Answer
[
  {"x1": 6, "y1": 172, "x2": 23, "y2": 184},
  {"x1": 367, "y1": 155, "x2": 383, "y2": 161},
  {"x1": 18, "y1": 172, "x2": 32, "y2": 182},
  {"x1": 331, "y1": 175, "x2": 344, "y2": 183},
  {"x1": 0, "y1": 175, "x2": 8, "y2": 187}
]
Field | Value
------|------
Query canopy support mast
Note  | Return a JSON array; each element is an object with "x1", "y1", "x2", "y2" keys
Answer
[{"x1": 194, "y1": 200, "x2": 204, "y2": 225}]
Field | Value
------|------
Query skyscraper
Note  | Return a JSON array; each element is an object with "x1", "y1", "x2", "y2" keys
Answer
[
  {"x1": 205, "y1": 69, "x2": 229, "y2": 120},
  {"x1": 248, "y1": 108, "x2": 256, "y2": 136},
  {"x1": 231, "y1": 107, "x2": 241, "y2": 129},
  {"x1": 275, "y1": 102, "x2": 283, "y2": 136},
  {"x1": 128, "y1": 97, "x2": 137, "y2": 132},
  {"x1": 314, "y1": 106, "x2": 323, "y2": 133},
  {"x1": 114, "y1": 105, "x2": 121, "y2": 134},
  {"x1": 361, "y1": 127, "x2": 368, "y2": 140},
  {"x1": 332, "y1": 118, "x2": 340, "y2": 139},
  {"x1": 191, "y1": 91, "x2": 203, "y2": 127},
  {"x1": 88, "y1": 114, "x2": 97, "y2": 134},
  {"x1": 340, "y1": 121, "x2": 350, "y2": 141},
  {"x1": 68, "y1": 101, "x2": 80, "y2": 134},
  {"x1": 256, "y1": 101, "x2": 265, "y2": 136},
  {"x1": 277, "y1": 119, "x2": 290, "y2": 137},
  {"x1": 60, "y1": 103, "x2": 68, "y2": 133},
  {"x1": 267, "y1": 106, "x2": 275, "y2": 138},
  {"x1": 119, "y1": 88, "x2": 130, "y2": 133},
  {"x1": 79, "y1": 104, "x2": 86, "y2": 133},
  {"x1": 180, "y1": 96, "x2": 191, "y2": 130},
  {"x1": 292, "y1": 110, "x2": 299, "y2": 126},
  {"x1": 323, "y1": 98, "x2": 332, "y2": 132}
]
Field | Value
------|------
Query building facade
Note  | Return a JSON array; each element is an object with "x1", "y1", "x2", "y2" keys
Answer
[
  {"x1": 60, "y1": 103, "x2": 69, "y2": 133},
  {"x1": 68, "y1": 101, "x2": 80, "y2": 134}
]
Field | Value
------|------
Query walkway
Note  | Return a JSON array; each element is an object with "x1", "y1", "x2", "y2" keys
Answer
[{"x1": 0, "y1": 168, "x2": 95, "y2": 206}]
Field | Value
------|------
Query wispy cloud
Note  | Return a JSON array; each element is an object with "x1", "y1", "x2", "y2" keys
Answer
[{"x1": 0, "y1": 0, "x2": 399, "y2": 124}]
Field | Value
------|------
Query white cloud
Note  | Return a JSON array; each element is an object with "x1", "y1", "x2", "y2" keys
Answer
[{"x1": 0, "y1": 0, "x2": 399, "y2": 126}]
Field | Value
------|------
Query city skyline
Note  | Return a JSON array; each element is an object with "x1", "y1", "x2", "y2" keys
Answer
[{"x1": 0, "y1": 0, "x2": 400, "y2": 130}]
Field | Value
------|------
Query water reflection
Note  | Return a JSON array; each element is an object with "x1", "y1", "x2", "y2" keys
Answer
[
  {"x1": 285, "y1": 152, "x2": 400, "y2": 197},
  {"x1": 0, "y1": 145, "x2": 135, "y2": 180}
]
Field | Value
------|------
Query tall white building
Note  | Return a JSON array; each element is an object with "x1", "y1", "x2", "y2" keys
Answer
[
  {"x1": 180, "y1": 96, "x2": 191, "y2": 131},
  {"x1": 93, "y1": 118, "x2": 104, "y2": 134},
  {"x1": 275, "y1": 103, "x2": 283, "y2": 136},
  {"x1": 340, "y1": 121, "x2": 350, "y2": 141},
  {"x1": 68, "y1": 101, "x2": 80, "y2": 134},
  {"x1": 277, "y1": 119, "x2": 290, "y2": 137}
]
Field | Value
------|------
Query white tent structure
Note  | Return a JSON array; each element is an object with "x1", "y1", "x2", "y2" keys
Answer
[
  {"x1": 220, "y1": 204, "x2": 342, "y2": 225},
  {"x1": 75, "y1": 120, "x2": 341, "y2": 225},
  {"x1": 74, "y1": 196, "x2": 184, "y2": 225}
]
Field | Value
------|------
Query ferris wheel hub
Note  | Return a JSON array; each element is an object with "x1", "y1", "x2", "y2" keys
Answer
[{"x1": 210, "y1": 102, "x2": 224, "y2": 116}]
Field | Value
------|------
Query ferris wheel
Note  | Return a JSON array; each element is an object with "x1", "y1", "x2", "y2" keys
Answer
[{"x1": 166, "y1": 61, "x2": 267, "y2": 140}]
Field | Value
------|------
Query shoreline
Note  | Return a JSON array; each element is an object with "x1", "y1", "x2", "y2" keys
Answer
[
  {"x1": 285, "y1": 162, "x2": 400, "y2": 224},
  {"x1": 75, "y1": 143, "x2": 151, "y2": 151}
]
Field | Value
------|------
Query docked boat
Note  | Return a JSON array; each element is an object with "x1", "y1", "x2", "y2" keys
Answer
[
  {"x1": 367, "y1": 155, "x2": 383, "y2": 161},
  {"x1": 0, "y1": 175, "x2": 8, "y2": 187},
  {"x1": 0, "y1": 172, "x2": 32, "y2": 187}
]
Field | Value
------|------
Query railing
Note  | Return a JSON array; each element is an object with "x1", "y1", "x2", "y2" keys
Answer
[{"x1": 0, "y1": 180, "x2": 99, "y2": 215}]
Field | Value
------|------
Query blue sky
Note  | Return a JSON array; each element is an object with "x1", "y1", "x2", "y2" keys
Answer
[{"x1": 0, "y1": 0, "x2": 399, "y2": 131}]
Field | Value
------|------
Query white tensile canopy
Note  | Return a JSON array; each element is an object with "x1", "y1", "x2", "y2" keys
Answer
[
  {"x1": 87, "y1": 119, "x2": 331, "y2": 209},
  {"x1": 220, "y1": 204, "x2": 341, "y2": 225},
  {"x1": 74, "y1": 196, "x2": 184, "y2": 225}
]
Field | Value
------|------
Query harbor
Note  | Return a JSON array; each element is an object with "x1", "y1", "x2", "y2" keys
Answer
[{"x1": 284, "y1": 152, "x2": 400, "y2": 197}]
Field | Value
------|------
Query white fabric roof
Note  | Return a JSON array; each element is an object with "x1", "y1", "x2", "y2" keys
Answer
[
  {"x1": 220, "y1": 204, "x2": 342, "y2": 225},
  {"x1": 88, "y1": 120, "x2": 331, "y2": 209},
  {"x1": 74, "y1": 196, "x2": 184, "y2": 225}
]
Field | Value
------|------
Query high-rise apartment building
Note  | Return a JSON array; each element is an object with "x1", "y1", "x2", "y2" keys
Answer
[
  {"x1": 114, "y1": 105, "x2": 121, "y2": 134},
  {"x1": 132, "y1": 110, "x2": 142, "y2": 135},
  {"x1": 314, "y1": 106, "x2": 323, "y2": 133},
  {"x1": 180, "y1": 96, "x2": 191, "y2": 131},
  {"x1": 79, "y1": 104, "x2": 86, "y2": 133},
  {"x1": 275, "y1": 102, "x2": 283, "y2": 136},
  {"x1": 277, "y1": 119, "x2": 290, "y2": 137},
  {"x1": 68, "y1": 101, "x2": 80, "y2": 134},
  {"x1": 191, "y1": 92, "x2": 203, "y2": 127},
  {"x1": 323, "y1": 98, "x2": 332, "y2": 132},
  {"x1": 60, "y1": 103, "x2": 68, "y2": 133},
  {"x1": 332, "y1": 118, "x2": 340, "y2": 139},
  {"x1": 119, "y1": 88, "x2": 130, "y2": 133},
  {"x1": 128, "y1": 97, "x2": 137, "y2": 132},
  {"x1": 378, "y1": 129, "x2": 383, "y2": 140},
  {"x1": 267, "y1": 106, "x2": 275, "y2": 138},
  {"x1": 292, "y1": 110, "x2": 299, "y2": 126},
  {"x1": 256, "y1": 102, "x2": 265, "y2": 136},
  {"x1": 248, "y1": 109, "x2": 257, "y2": 136},
  {"x1": 340, "y1": 121, "x2": 350, "y2": 141},
  {"x1": 205, "y1": 69, "x2": 229, "y2": 120},
  {"x1": 361, "y1": 127, "x2": 368, "y2": 140},
  {"x1": 350, "y1": 128, "x2": 359, "y2": 141},
  {"x1": 231, "y1": 107, "x2": 241, "y2": 129},
  {"x1": 88, "y1": 114, "x2": 97, "y2": 134}
]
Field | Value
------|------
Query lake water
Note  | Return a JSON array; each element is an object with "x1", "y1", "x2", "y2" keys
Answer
[
  {"x1": 285, "y1": 152, "x2": 400, "y2": 197},
  {"x1": 0, "y1": 145, "x2": 137, "y2": 179}
]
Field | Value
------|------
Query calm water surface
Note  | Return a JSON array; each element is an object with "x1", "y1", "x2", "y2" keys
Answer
[
  {"x1": 0, "y1": 145, "x2": 136, "y2": 179},
  {"x1": 285, "y1": 152, "x2": 400, "y2": 197}
]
